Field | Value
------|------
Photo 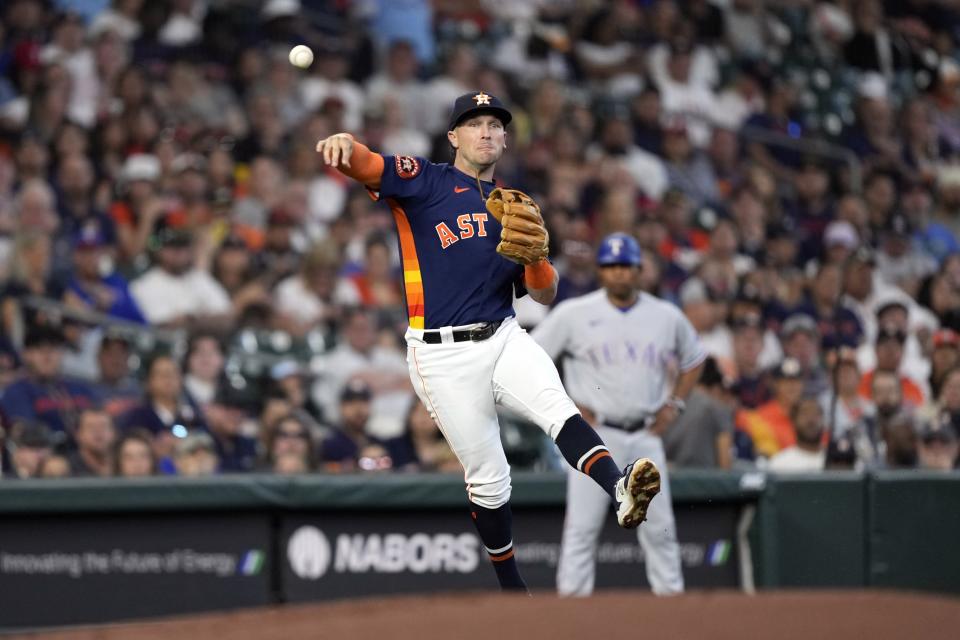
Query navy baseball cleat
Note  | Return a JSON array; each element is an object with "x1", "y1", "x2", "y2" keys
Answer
[{"x1": 615, "y1": 458, "x2": 661, "y2": 529}]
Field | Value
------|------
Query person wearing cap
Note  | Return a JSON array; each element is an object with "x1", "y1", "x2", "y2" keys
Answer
[
  {"x1": 203, "y1": 382, "x2": 259, "y2": 473},
  {"x1": 88, "y1": 0, "x2": 142, "y2": 43},
  {"x1": 167, "y1": 152, "x2": 212, "y2": 230},
  {"x1": 63, "y1": 226, "x2": 147, "y2": 324},
  {"x1": 129, "y1": 218, "x2": 232, "y2": 330},
  {"x1": 3, "y1": 420, "x2": 54, "y2": 479},
  {"x1": 0, "y1": 323, "x2": 99, "y2": 437},
  {"x1": 840, "y1": 243, "x2": 935, "y2": 367},
  {"x1": 92, "y1": 332, "x2": 142, "y2": 418},
  {"x1": 763, "y1": 219, "x2": 799, "y2": 269},
  {"x1": 319, "y1": 378, "x2": 382, "y2": 470},
  {"x1": 172, "y1": 430, "x2": 220, "y2": 477},
  {"x1": 268, "y1": 359, "x2": 324, "y2": 425},
  {"x1": 736, "y1": 357, "x2": 807, "y2": 459},
  {"x1": 857, "y1": 322, "x2": 926, "y2": 408},
  {"x1": 318, "y1": 91, "x2": 663, "y2": 594},
  {"x1": 916, "y1": 417, "x2": 959, "y2": 471},
  {"x1": 310, "y1": 307, "x2": 410, "y2": 438},
  {"x1": 780, "y1": 313, "x2": 828, "y2": 395},
  {"x1": 110, "y1": 154, "x2": 164, "y2": 264},
  {"x1": 818, "y1": 220, "x2": 860, "y2": 269},
  {"x1": 875, "y1": 212, "x2": 937, "y2": 298},
  {"x1": 797, "y1": 262, "x2": 864, "y2": 351},
  {"x1": 870, "y1": 297, "x2": 935, "y2": 388},
  {"x1": 533, "y1": 232, "x2": 705, "y2": 596}
]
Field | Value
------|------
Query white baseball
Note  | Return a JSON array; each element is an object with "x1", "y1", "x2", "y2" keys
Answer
[{"x1": 289, "y1": 45, "x2": 314, "y2": 69}]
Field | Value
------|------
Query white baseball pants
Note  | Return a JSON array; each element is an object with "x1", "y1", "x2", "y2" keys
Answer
[
  {"x1": 556, "y1": 425, "x2": 684, "y2": 596},
  {"x1": 405, "y1": 317, "x2": 578, "y2": 509}
]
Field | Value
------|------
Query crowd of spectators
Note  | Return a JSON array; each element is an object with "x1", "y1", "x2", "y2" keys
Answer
[{"x1": 1, "y1": 0, "x2": 959, "y2": 480}]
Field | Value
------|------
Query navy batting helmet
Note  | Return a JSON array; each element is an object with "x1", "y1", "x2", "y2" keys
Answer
[{"x1": 596, "y1": 233, "x2": 642, "y2": 266}]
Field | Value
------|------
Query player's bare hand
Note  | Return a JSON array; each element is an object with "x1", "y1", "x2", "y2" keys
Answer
[
  {"x1": 316, "y1": 133, "x2": 354, "y2": 168},
  {"x1": 650, "y1": 405, "x2": 678, "y2": 436}
]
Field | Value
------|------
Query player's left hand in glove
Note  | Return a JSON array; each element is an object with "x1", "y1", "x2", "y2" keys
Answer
[{"x1": 485, "y1": 188, "x2": 549, "y2": 265}]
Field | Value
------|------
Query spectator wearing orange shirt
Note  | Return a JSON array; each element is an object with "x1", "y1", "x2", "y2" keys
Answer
[
  {"x1": 858, "y1": 323, "x2": 926, "y2": 408},
  {"x1": 736, "y1": 357, "x2": 805, "y2": 458}
]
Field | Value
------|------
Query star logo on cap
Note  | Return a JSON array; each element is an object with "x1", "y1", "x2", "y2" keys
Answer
[{"x1": 473, "y1": 92, "x2": 491, "y2": 105}]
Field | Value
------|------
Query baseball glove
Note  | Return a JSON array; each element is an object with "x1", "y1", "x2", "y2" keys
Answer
[{"x1": 484, "y1": 188, "x2": 549, "y2": 265}]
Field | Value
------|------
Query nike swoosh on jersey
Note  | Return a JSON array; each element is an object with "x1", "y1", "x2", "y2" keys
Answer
[{"x1": 454, "y1": 186, "x2": 469, "y2": 193}]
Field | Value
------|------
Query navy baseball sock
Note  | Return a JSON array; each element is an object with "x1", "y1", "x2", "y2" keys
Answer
[
  {"x1": 469, "y1": 502, "x2": 528, "y2": 592},
  {"x1": 555, "y1": 414, "x2": 621, "y2": 501}
]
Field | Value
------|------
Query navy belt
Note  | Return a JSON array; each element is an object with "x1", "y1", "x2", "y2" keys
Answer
[
  {"x1": 422, "y1": 320, "x2": 503, "y2": 344},
  {"x1": 604, "y1": 417, "x2": 652, "y2": 432}
]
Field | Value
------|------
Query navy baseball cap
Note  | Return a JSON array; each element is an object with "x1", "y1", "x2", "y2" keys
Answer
[
  {"x1": 448, "y1": 91, "x2": 512, "y2": 130},
  {"x1": 596, "y1": 233, "x2": 642, "y2": 266},
  {"x1": 73, "y1": 227, "x2": 107, "y2": 250}
]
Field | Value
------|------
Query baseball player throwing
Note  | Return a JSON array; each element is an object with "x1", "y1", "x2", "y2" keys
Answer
[
  {"x1": 316, "y1": 92, "x2": 660, "y2": 591},
  {"x1": 532, "y1": 233, "x2": 706, "y2": 596}
]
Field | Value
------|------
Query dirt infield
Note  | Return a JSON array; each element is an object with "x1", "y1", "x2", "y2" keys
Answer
[{"x1": 14, "y1": 591, "x2": 960, "y2": 640}]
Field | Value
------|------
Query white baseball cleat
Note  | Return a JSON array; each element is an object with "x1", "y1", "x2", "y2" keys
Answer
[{"x1": 615, "y1": 458, "x2": 661, "y2": 529}]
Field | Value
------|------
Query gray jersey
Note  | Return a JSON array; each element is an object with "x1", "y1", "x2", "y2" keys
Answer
[{"x1": 532, "y1": 290, "x2": 706, "y2": 424}]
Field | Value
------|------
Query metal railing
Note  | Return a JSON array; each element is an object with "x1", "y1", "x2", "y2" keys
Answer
[
  {"x1": 19, "y1": 295, "x2": 188, "y2": 358},
  {"x1": 740, "y1": 123, "x2": 864, "y2": 193}
]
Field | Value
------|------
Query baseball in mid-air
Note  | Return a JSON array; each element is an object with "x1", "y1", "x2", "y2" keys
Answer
[{"x1": 289, "y1": 45, "x2": 314, "y2": 69}]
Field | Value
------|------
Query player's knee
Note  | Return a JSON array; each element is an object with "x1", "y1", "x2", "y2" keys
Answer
[{"x1": 467, "y1": 476, "x2": 512, "y2": 509}]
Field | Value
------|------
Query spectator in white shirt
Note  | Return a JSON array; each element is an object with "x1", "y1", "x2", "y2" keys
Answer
[
  {"x1": 421, "y1": 43, "x2": 477, "y2": 135},
  {"x1": 301, "y1": 42, "x2": 365, "y2": 132},
  {"x1": 365, "y1": 40, "x2": 426, "y2": 133},
  {"x1": 274, "y1": 241, "x2": 360, "y2": 336},
  {"x1": 311, "y1": 307, "x2": 411, "y2": 439},
  {"x1": 769, "y1": 395, "x2": 827, "y2": 472},
  {"x1": 130, "y1": 222, "x2": 232, "y2": 331},
  {"x1": 651, "y1": 32, "x2": 719, "y2": 148}
]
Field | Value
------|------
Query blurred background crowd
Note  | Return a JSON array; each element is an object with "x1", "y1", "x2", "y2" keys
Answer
[{"x1": 1, "y1": 0, "x2": 959, "y2": 480}]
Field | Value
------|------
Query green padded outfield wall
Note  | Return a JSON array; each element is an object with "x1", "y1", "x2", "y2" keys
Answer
[
  {"x1": 869, "y1": 471, "x2": 960, "y2": 592},
  {"x1": 753, "y1": 472, "x2": 868, "y2": 588}
]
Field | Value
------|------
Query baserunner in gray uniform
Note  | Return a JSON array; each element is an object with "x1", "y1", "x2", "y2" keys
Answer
[{"x1": 532, "y1": 232, "x2": 706, "y2": 596}]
